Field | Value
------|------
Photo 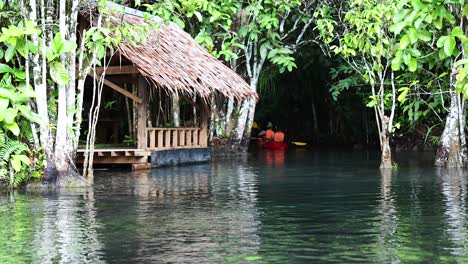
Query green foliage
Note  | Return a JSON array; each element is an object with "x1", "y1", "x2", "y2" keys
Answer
[
  {"x1": 147, "y1": 0, "x2": 309, "y2": 75},
  {"x1": 123, "y1": 134, "x2": 136, "y2": 146},
  {"x1": 0, "y1": 14, "x2": 44, "y2": 188}
]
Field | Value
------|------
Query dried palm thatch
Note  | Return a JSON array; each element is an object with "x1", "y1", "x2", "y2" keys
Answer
[{"x1": 94, "y1": 2, "x2": 257, "y2": 101}]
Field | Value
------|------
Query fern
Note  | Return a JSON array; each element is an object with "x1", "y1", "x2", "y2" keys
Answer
[
  {"x1": 0, "y1": 129, "x2": 5, "y2": 146},
  {"x1": 12, "y1": 171, "x2": 29, "y2": 188},
  {"x1": 20, "y1": 121, "x2": 35, "y2": 144},
  {"x1": 0, "y1": 140, "x2": 29, "y2": 164}
]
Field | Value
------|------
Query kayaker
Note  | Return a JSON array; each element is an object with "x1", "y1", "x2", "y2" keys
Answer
[
  {"x1": 274, "y1": 128, "x2": 285, "y2": 144},
  {"x1": 258, "y1": 122, "x2": 275, "y2": 142}
]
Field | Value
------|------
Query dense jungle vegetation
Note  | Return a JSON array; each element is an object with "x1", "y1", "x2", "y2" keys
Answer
[{"x1": 1, "y1": 0, "x2": 468, "y2": 188}]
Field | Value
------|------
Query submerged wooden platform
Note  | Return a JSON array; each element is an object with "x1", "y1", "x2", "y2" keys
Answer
[
  {"x1": 76, "y1": 127, "x2": 209, "y2": 169},
  {"x1": 76, "y1": 148, "x2": 150, "y2": 164}
]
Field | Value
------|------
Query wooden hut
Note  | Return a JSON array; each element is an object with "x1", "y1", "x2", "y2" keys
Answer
[{"x1": 77, "y1": 3, "x2": 255, "y2": 168}]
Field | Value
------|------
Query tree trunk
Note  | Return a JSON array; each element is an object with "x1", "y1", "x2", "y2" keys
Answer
[
  {"x1": 380, "y1": 133, "x2": 392, "y2": 169},
  {"x1": 233, "y1": 78, "x2": 258, "y2": 151},
  {"x1": 224, "y1": 97, "x2": 235, "y2": 135},
  {"x1": 241, "y1": 97, "x2": 256, "y2": 151},
  {"x1": 28, "y1": 0, "x2": 56, "y2": 180},
  {"x1": 172, "y1": 94, "x2": 180, "y2": 127},
  {"x1": 54, "y1": 0, "x2": 85, "y2": 185},
  {"x1": 435, "y1": 88, "x2": 467, "y2": 167}
]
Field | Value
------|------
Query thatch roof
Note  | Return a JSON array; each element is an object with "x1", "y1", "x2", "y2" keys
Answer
[{"x1": 98, "y1": 2, "x2": 256, "y2": 101}]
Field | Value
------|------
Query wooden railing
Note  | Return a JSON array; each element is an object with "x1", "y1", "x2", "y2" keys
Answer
[{"x1": 146, "y1": 127, "x2": 208, "y2": 150}]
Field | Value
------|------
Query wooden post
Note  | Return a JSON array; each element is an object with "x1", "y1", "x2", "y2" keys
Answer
[
  {"x1": 180, "y1": 129, "x2": 185, "y2": 147},
  {"x1": 193, "y1": 129, "x2": 199, "y2": 146},
  {"x1": 149, "y1": 129, "x2": 155, "y2": 149},
  {"x1": 165, "y1": 130, "x2": 171, "y2": 148},
  {"x1": 173, "y1": 129, "x2": 179, "y2": 147},
  {"x1": 137, "y1": 76, "x2": 148, "y2": 150},
  {"x1": 157, "y1": 130, "x2": 163, "y2": 148}
]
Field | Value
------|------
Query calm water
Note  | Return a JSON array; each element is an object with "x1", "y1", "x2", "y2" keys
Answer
[{"x1": 1, "y1": 150, "x2": 468, "y2": 263}]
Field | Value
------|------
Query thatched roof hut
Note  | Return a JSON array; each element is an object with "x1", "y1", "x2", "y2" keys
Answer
[{"x1": 90, "y1": 2, "x2": 256, "y2": 101}]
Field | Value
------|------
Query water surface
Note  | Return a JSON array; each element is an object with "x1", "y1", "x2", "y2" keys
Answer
[{"x1": 1, "y1": 150, "x2": 468, "y2": 263}]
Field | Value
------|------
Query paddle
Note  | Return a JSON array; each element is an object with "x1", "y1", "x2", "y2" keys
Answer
[{"x1": 291, "y1": 142, "x2": 307, "y2": 146}]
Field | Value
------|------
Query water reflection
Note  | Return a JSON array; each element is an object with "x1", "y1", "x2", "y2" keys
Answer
[
  {"x1": 2, "y1": 152, "x2": 468, "y2": 263},
  {"x1": 0, "y1": 190, "x2": 104, "y2": 263},
  {"x1": 263, "y1": 150, "x2": 285, "y2": 167},
  {"x1": 95, "y1": 161, "x2": 262, "y2": 262},
  {"x1": 377, "y1": 169, "x2": 399, "y2": 263},
  {"x1": 437, "y1": 168, "x2": 468, "y2": 257}
]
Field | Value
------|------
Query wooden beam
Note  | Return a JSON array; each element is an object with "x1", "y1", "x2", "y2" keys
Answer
[
  {"x1": 95, "y1": 65, "x2": 139, "y2": 75},
  {"x1": 88, "y1": 72, "x2": 143, "y2": 104},
  {"x1": 76, "y1": 156, "x2": 148, "y2": 164}
]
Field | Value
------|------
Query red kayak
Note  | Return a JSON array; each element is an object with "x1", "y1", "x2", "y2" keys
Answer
[{"x1": 263, "y1": 141, "x2": 288, "y2": 150}]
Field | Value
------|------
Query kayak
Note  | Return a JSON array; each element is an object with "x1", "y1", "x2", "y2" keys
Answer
[{"x1": 263, "y1": 141, "x2": 288, "y2": 150}]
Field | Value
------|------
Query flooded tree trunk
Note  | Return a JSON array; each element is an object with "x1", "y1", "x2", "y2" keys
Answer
[
  {"x1": 380, "y1": 132, "x2": 392, "y2": 169},
  {"x1": 54, "y1": 0, "x2": 87, "y2": 186},
  {"x1": 435, "y1": 88, "x2": 467, "y2": 167},
  {"x1": 27, "y1": 0, "x2": 57, "y2": 180},
  {"x1": 172, "y1": 94, "x2": 180, "y2": 127},
  {"x1": 376, "y1": 71, "x2": 397, "y2": 169},
  {"x1": 234, "y1": 81, "x2": 257, "y2": 152},
  {"x1": 224, "y1": 97, "x2": 235, "y2": 134}
]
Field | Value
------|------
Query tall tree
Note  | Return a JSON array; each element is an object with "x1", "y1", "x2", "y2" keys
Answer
[
  {"x1": 149, "y1": 0, "x2": 315, "y2": 151},
  {"x1": 316, "y1": 0, "x2": 401, "y2": 168},
  {"x1": 391, "y1": 0, "x2": 468, "y2": 167}
]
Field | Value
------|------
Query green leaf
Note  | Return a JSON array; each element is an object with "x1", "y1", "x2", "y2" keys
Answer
[
  {"x1": 444, "y1": 36, "x2": 456, "y2": 56},
  {"x1": 398, "y1": 87, "x2": 410, "y2": 103},
  {"x1": 391, "y1": 53, "x2": 402, "y2": 71},
  {"x1": 408, "y1": 57, "x2": 418, "y2": 72},
  {"x1": 11, "y1": 155, "x2": 22, "y2": 172},
  {"x1": 0, "y1": 98, "x2": 8, "y2": 111},
  {"x1": 5, "y1": 122, "x2": 19, "y2": 136},
  {"x1": 5, "y1": 45, "x2": 15, "y2": 62},
  {"x1": 400, "y1": 34, "x2": 410, "y2": 49},
  {"x1": 12, "y1": 70, "x2": 25, "y2": 80},
  {"x1": 49, "y1": 62, "x2": 70, "y2": 85},
  {"x1": 18, "y1": 105, "x2": 42, "y2": 124},
  {"x1": 0, "y1": 63, "x2": 12, "y2": 73},
  {"x1": 418, "y1": 30, "x2": 432, "y2": 42},
  {"x1": 260, "y1": 43, "x2": 270, "y2": 59},
  {"x1": 0, "y1": 98, "x2": 8, "y2": 122},
  {"x1": 0, "y1": 88, "x2": 14, "y2": 101},
  {"x1": 46, "y1": 48, "x2": 56, "y2": 62},
  {"x1": 60, "y1": 40, "x2": 77, "y2": 54},
  {"x1": 451, "y1": 26, "x2": 464, "y2": 37},
  {"x1": 454, "y1": 59, "x2": 468, "y2": 68},
  {"x1": 53, "y1": 33, "x2": 63, "y2": 53},
  {"x1": 16, "y1": 154, "x2": 30, "y2": 165},
  {"x1": 437, "y1": 36, "x2": 447, "y2": 48},
  {"x1": 173, "y1": 17, "x2": 185, "y2": 28},
  {"x1": 366, "y1": 96, "x2": 378, "y2": 108},
  {"x1": 4, "y1": 108, "x2": 18, "y2": 124},
  {"x1": 438, "y1": 48, "x2": 446, "y2": 60},
  {"x1": 390, "y1": 22, "x2": 405, "y2": 35},
  {"x1": 408, "y1": 28, "x2": 418, "y2": 44},
  {"x1": 194, "y1": 11, "x2": 202, "y2": 22}
]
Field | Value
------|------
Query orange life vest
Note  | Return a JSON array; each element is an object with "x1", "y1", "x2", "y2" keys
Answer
[
  {"x1": 265, "y1": 129, "x2": 275, "y2": 140},
  {"x1": 274, "y1": 132, "x2": 285, "y2": 143}
]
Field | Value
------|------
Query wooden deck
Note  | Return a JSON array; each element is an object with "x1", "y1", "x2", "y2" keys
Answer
[
  {"x1": 76, "y1": 148, "x2": 151, "y2": 164},
  {"x1": 76, "y1": 127, "x2": 209, "y2": 168}
]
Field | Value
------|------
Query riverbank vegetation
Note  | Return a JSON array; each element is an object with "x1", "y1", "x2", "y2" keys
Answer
[{"x1": 1, "y1": 0, "x2": 468, "y2": 188}]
